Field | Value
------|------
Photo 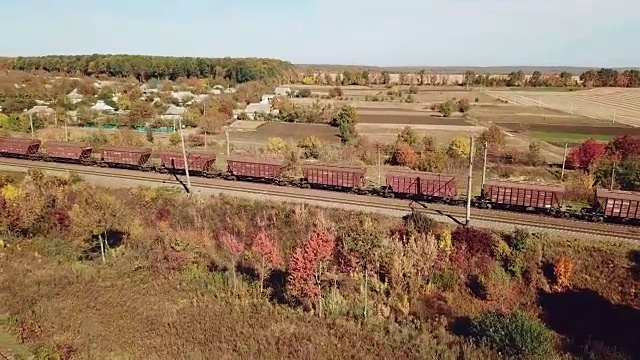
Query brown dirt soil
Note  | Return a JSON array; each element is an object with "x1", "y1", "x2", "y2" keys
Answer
[
  {"x1": 504, "y1": 124, "x2": 638, "y2": 135},
  {"x1": 359, "y1": 114, "x2": 473, "y2": 126},
  {"x1": 223, "y1": 122, "x2": 340, "y2": 144}
]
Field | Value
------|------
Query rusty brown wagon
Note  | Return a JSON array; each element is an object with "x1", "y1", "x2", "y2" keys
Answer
[
  {"x1": 226, "y1": 157, "x2": 286, "y2": 183},
  {"x1": 301, "y1": 163, "x2": 366, "y2": 191},
  {"x1": 0, "y1": 138, "x2": 41, "y2": 157},
  {"x1": 45, "y1": 142, "x2": 93, "y2": 162},
  {"x1": 100, "y1": 146, "x2": 152, "y2": 169},
  {"x1": 385, "y1": 171, "x2": 457, "y2": 201},
  {"x1": 482, "y1": 180, "x2": 565, "y2": 213},
  {"x1": 594, "y1": 188, "x2": 640, "y2": 222},
  {"x1": 159, "y1": 151, "x2": 217, "y2": 175}
]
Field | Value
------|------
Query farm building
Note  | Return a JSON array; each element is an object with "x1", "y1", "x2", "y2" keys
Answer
[
  {"x1": 161, "y1": 105, "x2": 187, "y2": 121},
  {"x1": 244, "y1": 103, "x2": 278, "y2": 119},
  {"x1": 66, "y1": 89, "x2": 83, "y2": 104},
  {"x1": 27, "y1": 106, "x2": 55, "y2": 117},
  {"x1": 90, "y1": 100, "x2": 115, "y2": 113},
  {"x1": 275, "y1": 87, "x2": 292, "y2": 96}
]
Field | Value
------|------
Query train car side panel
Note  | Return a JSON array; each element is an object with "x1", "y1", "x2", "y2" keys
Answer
[
  {"x1": 302, "y1": 164, "x2": 366, "y2": 189},
  {"x1": 46, "y1": 142, "x2": 93, "y2": 160},
  {"x1": 596, "y1": 188, "x2": 640, "y2": 220},
  {"x1": 483, "y1": 180, "x2": 564, "y2": 210},
  {"x1": 386, "y1": 171, "x2": 457, "y2": 198},
  {"x1": 0, "y1": 138, "x2": 42, "y2": 156},
  {"x1": 227, "y1": 158, "x2": 285, "y2": 180},
  {"x1": 101, "y1": 147, "x2": 152, "y2": 166},
  {"x1": 160, "y1": 152, "x2": 217, "y2": 173}
]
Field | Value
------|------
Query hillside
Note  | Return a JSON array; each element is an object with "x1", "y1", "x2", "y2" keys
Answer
[{"x1": 0, "y1": 172, "x2": 638, "y2": 359}]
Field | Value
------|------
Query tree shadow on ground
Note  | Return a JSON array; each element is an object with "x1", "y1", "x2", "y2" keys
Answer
[
  {"x1": 539, "y1": 288, "x2": 640, "y2": 359},
  {"x1": 80, "y1": 230, "x2": 126, "y2": 260}
]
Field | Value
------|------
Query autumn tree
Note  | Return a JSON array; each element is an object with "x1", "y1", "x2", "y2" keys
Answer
[
  {"x1": 199, "y1": 111, "x2": 228, "y2": 135},
  {"x1": 439, "y1": 100, "x2": 454, "y2": 117},
  {"x1": 331, "y1": 105, "x2": 357, "y2": 127},
  {"x1": 608, "y1": 135, "x2": 640, "y2": 160},
  {"x1": 218, "y1": 230, "x2": 245, "y2": 291},
  {"x1": 415, "y1": 150, "x2": 448, "y2": 172},
  {"x1": 479, "y1": 124, "x2": 506, "y2": 151},
  {"x1": 567, "y1": 139, "x2": 607, "y2": 171},
  {"x1": 457, "y1": 98, "x2": 470, "y2": 113},
  {"x1": 328, "y1": 87, "x2": 343, "y2": 98},
  {"x1": 250, "y1": 228, "x2": 283, "y2": 293},
  {"x1": 447, "y1": 137, "x2": 471, "y2": 158},
  {"x1": 396, "y1": 126, "x2": 420, "y2": 148},
  {"x1": 390, "y1": 143, "x2": 418, "y2": 167},
  {"x1": 526, "y1": 141, "x2": 544, "y2": 166},
  {"x1": 421, "y1": 135, "x2": 436, "y2": 152},
  {"x1": 338, "y1": 121, "x2": 357, "y2": 145},
  {"x1": 124, "y1": 100, "x2": 155, "y2": 128},
  {"x1": 287, "y1": 218, "x2": 335, "y2": 316}
]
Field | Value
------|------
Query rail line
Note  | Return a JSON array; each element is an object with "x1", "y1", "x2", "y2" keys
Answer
[{"x1": 0, "y1": 158, "x2": 637, "y2": 241}]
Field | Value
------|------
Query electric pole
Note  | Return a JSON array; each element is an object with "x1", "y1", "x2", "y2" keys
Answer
[
  {"x1": 225, "y1": 128, "x2": 230, "y2": 156},
  {"x1": 178, "y1": 118, "x2": 191, "y2": 193},
  {"x1": 610, "y1": 164, "x2": 616, "y2": 190},
  {"x1": 560, "y1": 143, "x2": 568, "y2": 182},
  {"x1": 376, "y1": 144, "x2": 381, "y2": 185},
  {"x1": 481, "y1": 141, "x2": 488, "y2": 192},
  {"x1": 29, "y1": 112, "x2": 34, "y2": 138},
  {"x1": 64, "y1": 117, "x2": 68, "y2": 142},
  {"x1": 465, "y1": 136, "x2": 475, "y2": 226}
]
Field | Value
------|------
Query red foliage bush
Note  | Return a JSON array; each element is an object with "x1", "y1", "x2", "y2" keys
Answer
[
  {"x1": 451, "y1": 226, "x2": 496, "y2": 257},
  {"x1": 609, "y1": 135, "x2": 640, "y2": 160},
  {"x1": 287, "y1": 222, "x2": 335, "y2": 310},
  {"x1": 251, "y1": 229, "x2": 283, "y2": 291},
  {"x1": 567, "y1": 139, "x2": 607, "y2": 171},
  {"x1": 155, "y1": 207, "x2": 171, "y2": 223}
]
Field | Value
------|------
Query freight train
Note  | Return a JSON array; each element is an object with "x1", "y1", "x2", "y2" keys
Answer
[{"x1": 1, "y1": 137, "x2": 639, "y2": 226}]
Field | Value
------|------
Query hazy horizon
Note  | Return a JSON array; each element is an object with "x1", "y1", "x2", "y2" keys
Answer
[{"x1": 2, "y1": 0, "x2": 639, "y2": 68}]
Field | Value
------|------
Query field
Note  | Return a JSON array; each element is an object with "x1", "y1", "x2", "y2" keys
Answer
[{"x1": 486, "y1": 88, "x2": 640, "y2": 127}]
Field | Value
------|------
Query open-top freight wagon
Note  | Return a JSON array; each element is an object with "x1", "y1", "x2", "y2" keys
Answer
[
  {"x1": 159, "y1": 151, "x2": 217, "y2": 176},
  {"x1": 384, "y1": 170, "x2": 461, "y2": 204},
  {"x1": 581, "y1": 188, "x2": 640, "y2": 224},
  {"x1": 479, "y1": 180, "x2": 567, "y2": 216},
  {"x1": 44, "y1": 142, "x2": 93, "y2": 163},
  {"x1": 301, "y1": 163, "x2": 367, "y2": 193},
  {"x1": 0, "y1": 138, "x2": 41, "y2": 158},
  {"x1": 100, "y1": 147, "x2": 153, "y2": 170},
  {"x1": 226, "y1": 157, "x2": 287, "y2": 184}
]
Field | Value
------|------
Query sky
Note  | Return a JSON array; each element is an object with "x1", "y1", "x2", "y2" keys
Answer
[{"x1": 2, "y1": 0, "x2": 639, "y2": 67}]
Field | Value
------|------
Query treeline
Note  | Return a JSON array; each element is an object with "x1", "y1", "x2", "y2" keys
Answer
[{"x1": 8, "y1": 55, "x2": 296, "y2": 84}]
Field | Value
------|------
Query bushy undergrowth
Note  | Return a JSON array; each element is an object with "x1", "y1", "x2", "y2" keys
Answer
[{"x1": 0, "y1": 172, "x2": 636, "y2": 358}]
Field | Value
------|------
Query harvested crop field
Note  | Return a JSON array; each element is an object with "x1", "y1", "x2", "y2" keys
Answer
[
  {"x1": 359, "y1": 114, "x2": 472, "y2": 126},
  {"x1": 470, "y1": 105, "x2": 612, "y2": 126},
  {"x1": 528, "y1": 132, "x2": 613, "y2": 147},
  {"x1": 356, "y1": 123, "x2": 484, "y2": 146},
  {"x1": 227, "y1": 122, "x2": 340, "y2": 144},
  {"x1": 504, "y1": 124, "x2": 640, "y2": 136},
  {"x1": 485, "y1": 88, "x2": 640, "y2": 127}
]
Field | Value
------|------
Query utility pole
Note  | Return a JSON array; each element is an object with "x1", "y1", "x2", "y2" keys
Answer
[
  {"x1": 610, "y1": 164, "x2": 616, "y2": 190},
  {"x1": 178, "y1": 118, "x2": 191, "y2": 193},
  {"x1": 481, "y1": 141, "x2": 488, "y2": 192},
  {"x1": 29, "y1": 112, "x2": 34, "y2": 139},
  {"x1": 225, "y1": 127, "x2": 230, "y2": 156},
  {"x1": 465, "y1": 136, "x2": 475, "y2": 226},
  {"x1": 376, "y1": 144, "x2": 381, "y2": 185},
  {"x1": 560, "y1": 143, "x2": 568, "y2": 181},
  {"x1": 613, "y1": 110, "x2": 617, "y2": 124}
]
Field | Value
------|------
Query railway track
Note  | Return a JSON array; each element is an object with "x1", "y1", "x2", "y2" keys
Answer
[{"x1": 0, "y1": 158, "x2": 638, "y2": 241}]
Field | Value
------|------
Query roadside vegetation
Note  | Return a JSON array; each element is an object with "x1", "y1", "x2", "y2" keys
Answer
[{"x1": 0, "y1": 171, "x2": 637, "y2": 359}]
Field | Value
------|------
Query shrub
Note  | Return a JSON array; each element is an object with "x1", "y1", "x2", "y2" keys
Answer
[
  {"x1": 403, "y1": 211, "x2": 437, "y2": 236},
  {"x1": 430, "y1": 269, "x2": 458, "y2": 292},
  {"x1": 187, "y1": 133, "x2": 205, "y2": 147},
  {"x1": 297, "y1": 88, "x2": 312, "y2": 98},
  {"x1": 328, "y1": 87, "x2": 343, "y2": 98},
  {"x1": 447, "y1": 137, "x2": 471, "y2": 158},
  {"x1": 457, "y1": 98, "x2": 470, "y2": 113},
  {"x1": 297, "y1": 136, "x2": 323, "y2": 159},
  {"x1": 470, "y1": 310, "x2": 555, "y2": 358},
  {"x1": 390, "y1": 143, "x2": 418, "y2": 167},
  {"x1": 396, "y1": 126, "x2": 420, "y2": 147},
  {"x1": 474, "y1": 97, "x2": 480, "y2": 103},
  {"x1": 267, "y1": 137, "x2": 288, "y2": 154},
  {"x1": 169, "y1": 131, "x2": 181, "y2": 146},
  {"x1": 451, "y1": 227, "x2": 496, "y2": 257},
  {"x1": 553, "y1": 256, "x2": 573, "y2": 288},
  {"x1": 439, "y1": 100, "x2": 454, "y2": 117}
]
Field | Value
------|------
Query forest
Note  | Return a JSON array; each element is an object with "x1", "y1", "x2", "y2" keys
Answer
[{"x1": 6, "y1": 55, "x2": 296, "y2": 84}]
